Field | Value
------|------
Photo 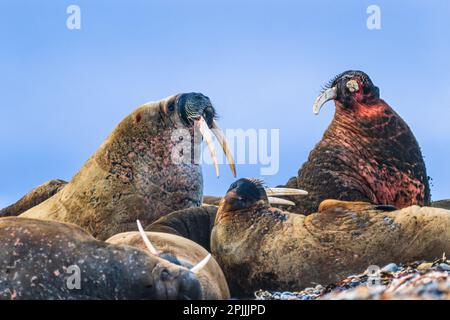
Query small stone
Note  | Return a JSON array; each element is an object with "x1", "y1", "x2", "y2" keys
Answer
[
  {"x1": 438, "y1": 263, "x2": 450, "y2": 271},
  {"x1": 382, "y1": 263, "x2": 399, "y2": 273}
]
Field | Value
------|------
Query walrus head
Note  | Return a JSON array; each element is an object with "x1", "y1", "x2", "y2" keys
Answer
[
  {"x1": 215, "y1": 178, "x2": 307, "y2": 224},
  {"x1": 313, "y1": 70, "x2": 380, "y2": 115},
  {"x1": 157, "y1": 92, "x2": 236, "y2": 177},
  {"x1": 150, "y1": 259, "x2": 203, "y2": 300}
]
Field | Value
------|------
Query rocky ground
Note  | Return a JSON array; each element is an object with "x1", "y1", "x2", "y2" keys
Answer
[{"x1": 255, "y1": 255, "x2": 450, "y2": 300}]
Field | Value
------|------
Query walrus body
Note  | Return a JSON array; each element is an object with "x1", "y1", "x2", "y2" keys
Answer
[
  {"x1": 285, "y1": 71, "x2": 430, "y2": 214},
  {"x1": 0, "y1": 217, "x2": 202, "y2": 300},
  {"x1": 147, "y1": 205, "x2": 218, "y2": 251},
  {"x1": 20, "y1": 93, "x2": 234, "y2": 240},
  {"x1": 0, "y1": 179, "x2": 67, "y2": 217},
  {"x1": 211, "y1": 179, "x2": 450, "y2": 297},
  {"x1": 107, "y1": 230, "x2": 230, "y2": 299}
]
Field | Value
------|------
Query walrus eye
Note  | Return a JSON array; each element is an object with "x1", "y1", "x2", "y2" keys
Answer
[{"x1": 168, "y1": 102, "x2": 175, "y2": 112}]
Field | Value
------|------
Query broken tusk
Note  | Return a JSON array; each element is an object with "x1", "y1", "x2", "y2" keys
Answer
[
  {"x1": 313, "y1": 87, "x2": 337, "y2": 115},
  {"x1": 136, "y1": 220, "x2": 160, "y2": 256},
  {"x1": 197, "y1": 117, "x2": 220, "y2": 178},
  {"x1": 268, "y1": 197, "x2": 296, "y2": 206},
  {"x1": 265, "y1": 188, "x2": 308, "y2": 197},
  {"x1": 190, "y1": 254, "x2": 212, "y2": 274},
  {"x1": 212, "y1": 120, "x2": 237, "y2": 177}
]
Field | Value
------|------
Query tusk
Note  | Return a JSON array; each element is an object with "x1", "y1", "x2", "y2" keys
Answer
[
  {"x1": 136, "y1": 220, "x2": 160, "y2": 256},
  {"x1": 190, "y1": 254, "x2": 211, "y2": 274},
  {"x1": 268, "y1": 197, "x2": 296, "y2": 206},
  {"x1": 313, "y1": 87, "x2": 337, "y2": 115},
  {"x1": 265, "y1": 187, "x2": 308, "y2": 197},
  {"x1": 212, "y1": 120, "x2": 237, "y2": 177},
  {"x1": 197, "y1": 117, "x2": 220, "y2": 178}
]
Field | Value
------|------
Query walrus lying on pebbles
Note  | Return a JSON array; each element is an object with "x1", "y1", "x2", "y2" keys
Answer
[
  {"x1": 0, "y1": 217, "x2": 211, "y2": 300},
  {"x1": 211, "y1": 178, "x2": 450, "y2": 297},
  {"x1": 0, "y1": 179, "x2": 67, "y2": 217},
  {"x1": 19, "y1": 93, "x2": 236, "y2": 240},
  {"x1": 284, "y1": 70, "x2": 430, "y2": 214},
  {"x1": 107, "y1": 220, "x2": 230, "y2": 299}
]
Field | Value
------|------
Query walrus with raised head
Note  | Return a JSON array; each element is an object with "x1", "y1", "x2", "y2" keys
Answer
[
  {"x1": 146, "y1": 188, "x2": 307, "y2": 251},
  {"x1": 19, "y1": 93, "x2": 236, "y2": 240},
  {"x1": 107, "y1": 220, "x2": 230, "y2": 299},
  {"x1": 0, "y1": 217, "x2": 211, "y2": 300},
  {"x1": 284, "y1": 71, "x2": 431, "y2": 214},
  {"x1": 211, "y1": 179, "x2": 450, "y2": 297}
]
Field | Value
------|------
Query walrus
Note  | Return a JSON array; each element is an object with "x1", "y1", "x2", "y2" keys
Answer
[
  {"x1": 0, "y1": 217, "x2": 211, "y2": 300},
  {"x1": 0, "y1": 180, "x2": 67, "y2": 217},
  {"x1": 284, "y1": 70, "x2": 430, "y2": 214},
  {"x1": 107, "y1": 220, "x2": 230, "y2": 299},
  {"x1": 145, "y1": 188, "x2": 307, "y2": 252},
  {"x1": 19, "y1": 93, "x2": 236, "y2": 240},
  {"x1": 211, "y1": 178, "x2": 450, "y2": 297}
]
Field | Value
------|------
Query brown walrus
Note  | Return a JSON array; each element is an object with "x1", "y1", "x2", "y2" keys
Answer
[
  {"x1": 107, "y1": 220, "x2": 230, "y2": 299},
  {"x1": 284, "y1": 70, "x2": 431, "y2": 214},
  {"x1": 145, "y1": 188, "x2": 307, "y2": 252},
  {"x1": 0, "y1": 217, "x2": 209, "y2": 300},
  {"x1": 211, "y1": 178, "x2": 450, "y2": 297},
  {"x1": 19, "y1": 93, "x2": 236, "y2": 240},
  {"x1": 0, "y1": 179, "x2": 67, "y2": 217}
]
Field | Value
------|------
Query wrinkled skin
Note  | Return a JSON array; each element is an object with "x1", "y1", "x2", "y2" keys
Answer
[
  {"x1": 0, "y1": 217, "x2": 202, "y2": 300},
  {"x1": 211, "y1": 179, "x2": 450, "y2": 297},
  {"x1": 20, "y1": 93, "x2": 216, "y2": 240},
  {"x1": 147, "y1": 205, "x2": 218, "y2": 251},
  {"x1": 107, "y1": 231, "x2": 229, "y2": 299},
  {"x1": 0, "y1": 180, "x2": 67, "y2": 217},
  {"x1": 284, "y1": 71, "x2": 430, "y2": 214}
]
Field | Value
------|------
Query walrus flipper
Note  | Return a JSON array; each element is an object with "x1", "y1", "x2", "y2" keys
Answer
[
  {"x1": 0, "y1": 179, "x2": 67, "y2": 217},
  {"x1": 147, "y1": 206, "x2": 218, "y2": 251}
]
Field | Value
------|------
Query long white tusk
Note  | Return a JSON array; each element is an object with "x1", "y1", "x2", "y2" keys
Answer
[
  {"x1": 268, "y1": 197, "x2": 296, "y2": 206},
  {"x1": 265, "y1": 188, "x2": 308, "y2": 197},
  {"x1": 136, "y1": 220, "x2": 160, "y2": 256},
  {"x1": 197, "y1": 117, "x2": 220, "y2": 178},
  {"x1": 313, "y1": 87, "x2": 337, "y2": 115},
  {"x1": 190, "y1": 254, "x2": 211, "y2": 274},
  {"x1": 211, "y1": 120, "x2": 236, "y2": 177}
]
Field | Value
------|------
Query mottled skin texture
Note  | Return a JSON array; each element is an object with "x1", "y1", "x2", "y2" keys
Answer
[
  {"x1": 285, "y1": 71, "x2": 430, "y2": 214},
  {"x1": 147, "y1": 205, "x2": 218, "y2": 252},
  {"x1": 211, "y1": 179, "x2": 450, "y2": 297},
  {"x1": 20, "y1": 94, "x2": 216, "y2": 240},
  {"x1": 0, "y1": 217, "x2": 202, "y2": 300},
  {"x1": 107, "y1": 231, "x2": 230, "y2": 299},
  {"x1": 0, "y1": 180, "x2": 67, "y2": 217}
]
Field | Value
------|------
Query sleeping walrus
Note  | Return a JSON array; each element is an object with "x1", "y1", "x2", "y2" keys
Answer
[
  {"x1": 107, "y1": 220, "x2": 230, "y2": 300},
  {"x1": 211, "y1": 178, "x2": 450, "y2": 297},
  {"x1": 18, "y1": 93, "x2": 236, "y2": 240},
  {"x1": 0, "y1": 217, "x2": 210, "y2": 300}
]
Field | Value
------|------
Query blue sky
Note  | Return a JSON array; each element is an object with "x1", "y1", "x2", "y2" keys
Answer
[{"x1": 1, "y1": 0, "x2": 449, "y2": 208}]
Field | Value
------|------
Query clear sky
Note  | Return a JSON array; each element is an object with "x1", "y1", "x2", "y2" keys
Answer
[{"x1": 1, "y1": 0, "x2": 449, "y2": 209}]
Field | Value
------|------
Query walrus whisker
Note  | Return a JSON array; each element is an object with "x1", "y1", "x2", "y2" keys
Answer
[
  {"x1": 190, "y1": 253, "x2": 212, "y2": 274},
  {"x1": 265, "y1": 187, "x2": 308, "y2": 197},
  {"x1": 313, "y1": 86, "x2": 337, "y2": 115},
  {"x1": 197, "y1": 117, "x2": 220, "y2": 178},
  {"x1": 136, "y1": 220, "x2": 160, "y2": 256},
  {"x1": 268, "y1": 197, "x2": 296, "y2": 206},
  {"x1": 212, "y1": 120, "x2": 237, "y2": 177}
]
